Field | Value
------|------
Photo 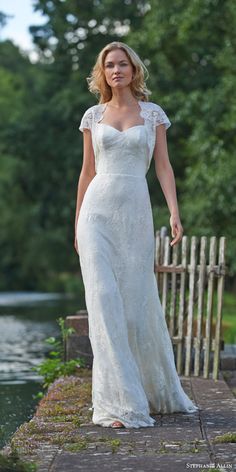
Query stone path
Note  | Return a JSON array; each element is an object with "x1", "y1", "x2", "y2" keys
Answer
[{"x1": 2, "y1": 373, "x2": 236, "y2": 472}]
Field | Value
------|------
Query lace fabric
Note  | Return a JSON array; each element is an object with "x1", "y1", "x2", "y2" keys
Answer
[
  {"x1": 76, "y1": 102, "x2": 198, "y2": 428},
  {"x1": 79, "y1": 101, "x2": 171, "y2": 172}
]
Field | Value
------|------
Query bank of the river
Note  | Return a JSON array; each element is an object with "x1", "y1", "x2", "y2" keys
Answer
[
  {"x1": 2, "y1": 371, "x2": 93, "y2": 471},
  {"x1": 0, "y1": 292, "x2": 84, "y2": 449},
  {"x1": 1, "y1": 292, "x2": 236, "y2": 471},
  {"x1": 2, "y1": 372, "x2": 235, "y2": 472}
]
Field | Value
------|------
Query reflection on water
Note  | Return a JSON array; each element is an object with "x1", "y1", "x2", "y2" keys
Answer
[
  {"x1": 0, "y1": 292, "x2": 67, "y2": 307},
  {"x1": 0, "y1": 292, "x2": 84, "y2": 449},
  {"x1": 0, "y1": 382, "x2": 40, "y2": 448},
  {"x1": 0, "y1": 316, "x2": 55, "y2": 383}
]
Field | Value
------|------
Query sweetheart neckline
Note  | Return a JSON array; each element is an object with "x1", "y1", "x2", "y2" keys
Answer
[{"x1": 97, "y1": 123, "x2": 145, "y2": 133}]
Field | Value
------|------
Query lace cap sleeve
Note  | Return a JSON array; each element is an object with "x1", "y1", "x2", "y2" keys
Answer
[
  {"x1": 151, "y1": 103, "x2": 171, "y2": 130},
  {"x1": 79, "y1": 107, "x2": 93, "y2": 132}
]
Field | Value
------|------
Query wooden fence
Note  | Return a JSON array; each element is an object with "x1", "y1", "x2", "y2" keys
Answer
[{"x1": 154, "y1": 227, "x2": 226, "y2": 380}]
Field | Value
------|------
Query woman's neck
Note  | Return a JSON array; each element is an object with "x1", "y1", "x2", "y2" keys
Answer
[{"x1": 108, "y1": 89, "x2": 138, "y2": 108}]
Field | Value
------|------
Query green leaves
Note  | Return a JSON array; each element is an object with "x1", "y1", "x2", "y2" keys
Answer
[
  {"x1": 131, "y1": 0, "x2": 236, "y2": 274},
  {"x1": 0, "y1": 0, "x2": 236, "y2": 287},
  {"x1": 33, "y1": 317, "x2": 85, "y2": 389},
  {"x1": 0, "y1": 451, "x2": 37, "y2": 472}
]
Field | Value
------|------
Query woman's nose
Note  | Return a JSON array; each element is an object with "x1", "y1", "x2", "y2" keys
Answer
[{"x1": 113, "y1": 64, "x2": 120, "y2": 73}]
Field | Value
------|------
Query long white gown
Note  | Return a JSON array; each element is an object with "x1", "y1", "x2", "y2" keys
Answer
[{"x1": 76, "y1": 100, "x2": 199, "y2": 428}]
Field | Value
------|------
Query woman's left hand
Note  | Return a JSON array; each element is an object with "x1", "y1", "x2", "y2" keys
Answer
[{"x1": 170, "y1": 214, "x2": 183, "y2": 246}]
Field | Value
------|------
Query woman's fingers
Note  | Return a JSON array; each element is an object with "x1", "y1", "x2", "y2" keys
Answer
[{"x1": 170, "y1": 221, "x2": 183, "y2": 246}]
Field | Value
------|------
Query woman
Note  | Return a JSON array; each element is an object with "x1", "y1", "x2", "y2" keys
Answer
[{"x1": 74, "y1": 41, "x2": 198, "y2": 429}]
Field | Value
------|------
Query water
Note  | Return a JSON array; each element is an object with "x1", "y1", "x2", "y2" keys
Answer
[{"x1": 0, "y1": 292, "x2": 84, "y2": 449}]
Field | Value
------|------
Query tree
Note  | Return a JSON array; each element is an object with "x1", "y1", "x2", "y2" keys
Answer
[
  {"x1": 0, "y1": 0, "x2": 235, "y2": 290},
  {"x1": 128, "y1": 0, "x2": 236, "y2": 273},
  {"x1": 0, "y1": 1, "x2": 148, "y2": 289}
]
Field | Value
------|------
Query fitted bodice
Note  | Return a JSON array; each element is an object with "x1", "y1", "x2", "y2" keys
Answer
[
  {"x1": 79, "y1": 101, "x2": 171, "y2": 176},
  {"x1": 94, "y1": 123, "x2": 150, "y2": 177}
]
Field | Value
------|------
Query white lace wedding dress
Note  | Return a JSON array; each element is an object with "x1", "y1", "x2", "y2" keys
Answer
[{"x1": 76, "y1": 100, "x2": 199, "y2": 428}]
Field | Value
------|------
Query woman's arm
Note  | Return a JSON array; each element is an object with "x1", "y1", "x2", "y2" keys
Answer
[
  {"x1": 74, "y1": 129, "x2": 96, "y2": 253},
  {"x1": 153, "y1": 124, "x2": 183, "y2": 246}
]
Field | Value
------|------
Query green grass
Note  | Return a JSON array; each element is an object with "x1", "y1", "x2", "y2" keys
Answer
[
  {"x1": 0, "y1": 451, "x2": 37, "y2": 471},
  {"x1": 212, "y1": 432, "x2": 236, "y2": 443},
  {"x1": 220, "y1": 291, "x2": 236, "y2": 344}
]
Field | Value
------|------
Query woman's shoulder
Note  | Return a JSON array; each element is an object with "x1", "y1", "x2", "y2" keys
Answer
[
  {"x1": 141, "y1": 100, "x2": 166, "y2": 112},
  {"x1": 79, "y1": 104, "x2": 104, "y2": 131},
  {"x1": 81, "y1": 104, "x2": 104, "y2": 125},
  {"x1": 141, "y1": 100, "x2": 171, "y2": 128}
]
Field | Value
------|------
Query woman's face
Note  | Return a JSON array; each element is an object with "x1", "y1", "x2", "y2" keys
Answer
[{"x1": 103, "y1": 49, "x2": 134, "y2": 90}]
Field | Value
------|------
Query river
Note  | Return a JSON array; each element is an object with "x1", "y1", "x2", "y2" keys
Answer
[{"x1": 0, "y1": 292, "x2": 83, "y2": 449}]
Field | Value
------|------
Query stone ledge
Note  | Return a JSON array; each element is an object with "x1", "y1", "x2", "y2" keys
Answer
[{"x1": 2, "y1": 374, "x2": 235, "y2": 472}]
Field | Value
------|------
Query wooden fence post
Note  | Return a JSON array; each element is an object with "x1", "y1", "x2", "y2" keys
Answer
[{"x1": 154, "y1": 227, "x2": 226, "y2": 379}]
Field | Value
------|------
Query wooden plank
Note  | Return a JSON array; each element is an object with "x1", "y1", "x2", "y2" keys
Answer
[
  {"x1": 155, "y1": 265, "x2": 185, "y2": 273},
  {"x1": 155, "y1": 264, "x2": 225, "y2": 275},
  {"x1": 194, "y1": 237, "x2": 207, "y2": 376},
  {"x1": 185, "y1": 236, "x2": 197, "y2": 376},
  {"x1": 172, "y1": 336, "x2": 224, "y2": 351},
  {"x1": 161, "y1": 236, "x2": 170, "y2": 318},
  {"x1": 203, "y1": 237, "x2": 217, "y2": 378},
  {"x1": 155, "y1": 230, "x2": 161, "y2": 286},
  {"x1": 213, "y1": 237, "x2": 226, "y2": 380},
  {"x1": 160, "y1": 227, "x2": 168, "y2": 267},
  {"x1": 176, "y1": 236, "x2": 188, "y2": 374},
  {"x1": 169, "y1": 244, "x2": 179, "y2": 337},
  {"x1": 156, "y1": 227, "x2": 168, "y2": 293},
  {"x1": 155, "y1": 230, "x2": 160, "y2": 262},
  {"x1": 202, "y1": 337, "x2": 224, "y2": 351}
]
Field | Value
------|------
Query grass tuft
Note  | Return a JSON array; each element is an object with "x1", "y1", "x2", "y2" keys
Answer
[{"x1": 212, "y1": 432, "x2": 236, "y2": 443}]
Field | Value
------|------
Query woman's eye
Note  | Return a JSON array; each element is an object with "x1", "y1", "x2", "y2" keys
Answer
[{"x1": 105, "y1": 63, "x2": 128, "y2": 68}]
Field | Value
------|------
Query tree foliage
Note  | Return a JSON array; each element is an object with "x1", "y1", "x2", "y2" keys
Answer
[
  {"x1": 130, "y1": 0, "x2": 236, "y2": 273},
  {"x1": 0, "y1": 0, "x2": 235, "y2": 290}
]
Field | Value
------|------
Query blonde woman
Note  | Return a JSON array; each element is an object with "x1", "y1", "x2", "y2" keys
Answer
[{"x1": 74, "y1": 41, "x2": 198, "y2": 429}]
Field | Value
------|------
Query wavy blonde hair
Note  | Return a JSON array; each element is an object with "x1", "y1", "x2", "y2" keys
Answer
[{"x1": 87, "y1": 41, "x2": 151, "y2": 103}]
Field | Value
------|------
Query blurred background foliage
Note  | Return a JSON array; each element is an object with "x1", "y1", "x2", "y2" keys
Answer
[{"x1": 0, "y1": 0, "x2": 235, "y2": 292}]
